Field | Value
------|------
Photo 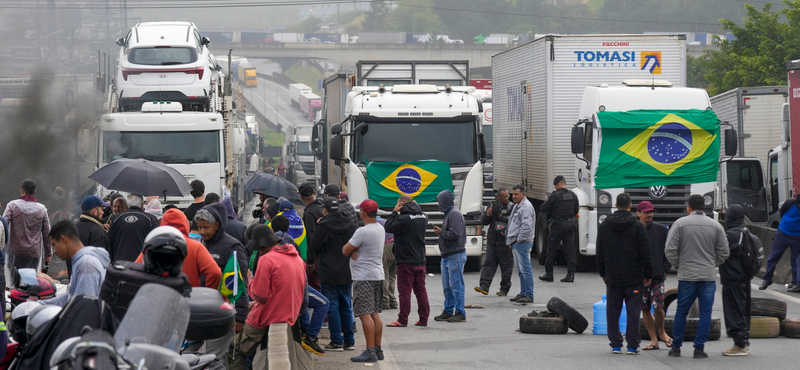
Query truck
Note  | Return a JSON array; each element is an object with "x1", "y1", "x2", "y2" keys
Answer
[
  {"x1": 355, "y1": 60, "x2": 469, "y2": 87},
  {"x1": 299, "y1": 92, "x2": 322, "y2": 121},
  {"x1": 237, "y1": 65, "x2": 257, "y2": 87},
  {"x1": 711, "y1": 86, "x2": 787, "y2": 225},
  {"x1": 273, "y1": 33, "x2": 302, "y2": 43},
  {"x1": 289, "y1": 83, "x2": 312, "y2": 108},
  {"x1": 286, "y1": 126, "x2": 318, "y2": 187},
  {"x1": 324, "y1": 60, "x2": 488, "y2": 270},
  {"x1": 492, "y1": 34, "x2": 726, "y2": 270},
  {"x1": 315, "y1": 72, "x2": 353, "y2": 187}
]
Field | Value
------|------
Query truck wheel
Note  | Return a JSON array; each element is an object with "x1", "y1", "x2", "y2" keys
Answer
[
  {"x1": 546, "y1": 297, "x2": 589, "y2": 334},
  {"x1": 749, "y1": 316, "x2": 781, "y2": 338},
  {"x1": 535, "y1": 223, "x2": 548, "y2": 265},
  {"x1": 751, "y1": 297, "x2": 787, "y2": 320},
  {"x1": 519, "y1": 314, "x2": 569, "y2": 334},
  {"x1": 783, "y1": 318, "x2": 800, "y2": 338}
]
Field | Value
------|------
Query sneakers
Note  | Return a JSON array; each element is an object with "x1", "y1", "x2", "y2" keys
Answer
[
  {"x1": 344, "y1": 342, "x2": 356, "y2": 351},
  {"x1": 302, "y1": 337, "x2": 325, "y2": 356},
  {"x1": 509, "y1": 294, "x2": 521, "y2": 302},
  {"x1": 350, "y1": 347, "x2": 378, "y2": 363},
  {"x1": 722, "y1": 345, "x2": 749, "y2": 356},
  {"x1": 668, "y1": 347, "x2": 681, "y2": 357},
  {"x1": 789, "y1": 285, "x2": 800, "y2": 293},
  {"x1": 325, "y1": 342, "x2": 344, "y2": 352},
  {"x1": 496, "y1": 291, "x2": 508, "y2": 297},
  {"x1": 434, "y1": 312, "x2": 453, "y2": 321},
  {"x1": 538, "y1": 274, "x2": 554, "y2": 282},
  {"x1": 447, "y1": 314, "x2": 466, "y2": 322},
  {"x1": 375, "y1": 346, "x2": 384, "y2": 361},
  {"x1": 611, "y1": 346, "x2": 622, "y2": 354},
  {"x1": 759, "y1": 280, "x2": 772, "y2": 290},
  {"x1": 474, "y1": 286, "x2": 489, "y2": 295},
  {"x1": 627, "y1": 348, "x2": 640, "y2": 355},
  {"x1": 693, "y1": 347, "x2": 708, "y2": 359},
  {"x1": 516, "y1": 295, "x2": 534, "y2": 304}
]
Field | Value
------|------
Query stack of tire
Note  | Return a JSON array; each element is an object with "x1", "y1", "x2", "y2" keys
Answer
[
  {"x1": 520, "y1": 298, "x2": 589, "y2": 334},
  {"x1": 749, "y1": 297, "x2": 788, "y2": 339},
  {"x1": 640, "y1": 288, "x2": 722, "y2": 341}
]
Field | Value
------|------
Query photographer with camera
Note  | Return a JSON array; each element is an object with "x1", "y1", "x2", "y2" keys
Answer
[{"x1": 474, "y1": 188, "x2": 513, "y2": 297}]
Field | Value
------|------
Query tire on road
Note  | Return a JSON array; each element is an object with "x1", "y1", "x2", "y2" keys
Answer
[
  {"x1": 783, "y1": 318, "x2": 800, "y2": 339},
  {"x1": 661, "y1": 316, "x2": 721, "y2": 341},
  {"x1": 519, "y1": 315, "x2": 568, "y2": 334},
  {"x1": 546, "y1": 297, "x2": 589, "y2": 334},
  {"x1": 751, "y1": 297, "x2": 787, "y2": 320},
  {"x1": 662, "y1": 288, "x2": 699, "y2": 318},
  {"x1": 749, "y1": 316, "x2": 781, "y2": 338}
]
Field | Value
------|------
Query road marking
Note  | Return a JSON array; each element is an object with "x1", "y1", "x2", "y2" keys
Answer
[{"x1": 752, "y1": 283, "x2": 800, "y2": 305}]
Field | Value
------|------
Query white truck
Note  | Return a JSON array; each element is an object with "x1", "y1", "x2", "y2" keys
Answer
[
  {"x1": 289, "y1": 83, "x2": 313, "y2": 108},
  {"x1": 325, "y1": 61, "x2": 488, "y2": 270},
  {"x1": 286, "y1": 126, "x2": 318, "y2": 187},
  {"x1": 492, "y1": 34, "x2": 733, "y2": 270},
  {"x1": 711, "y1": 86, "x2": 787, "y2": 225}
]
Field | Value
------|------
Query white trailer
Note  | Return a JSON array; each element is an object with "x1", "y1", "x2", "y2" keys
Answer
[
  {"x1": 356, "y1": 60, "x2": 469, "y2": 87},
  {"x1": 289, "y1": 83, "x2": 312, "y2": 108}
]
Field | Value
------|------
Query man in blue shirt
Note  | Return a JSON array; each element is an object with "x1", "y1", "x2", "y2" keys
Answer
[{"x1": 760, "y1": 194, "x2": 800, "y2": 291}]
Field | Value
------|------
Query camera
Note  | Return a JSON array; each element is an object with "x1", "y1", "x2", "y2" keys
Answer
[{"x1": 252, "y1": 203, "x2": 264, "y2": 219}]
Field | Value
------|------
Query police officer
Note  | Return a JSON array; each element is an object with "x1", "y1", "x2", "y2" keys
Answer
[
  {"x1": 539, "y1": 175, "x2": 579, "y2": 283},
  {"x1": 474, "y1": 188, "x2": 514, "y2": 296}
]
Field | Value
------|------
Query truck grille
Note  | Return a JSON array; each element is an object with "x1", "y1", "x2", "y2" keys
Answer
[
  {"x1": 625, "y1": 185, "x2": 690, "y2": 226},
  {"x1": 299, "y1": 162, "x2": 315, "y2": 174}
]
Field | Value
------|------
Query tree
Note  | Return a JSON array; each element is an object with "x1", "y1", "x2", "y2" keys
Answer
[
  {"x1": 290, "y1": 16, "x2": 323, "y2": 33},
  {"x1": 363, "y1": 2, "x2": 393, "y2": 32},
  {"x1": 385, "y1": 0, "x2": 447, "y2": 35},
  {"x1": 687, "y1": 55, "x2": 710, "y2": 89}
]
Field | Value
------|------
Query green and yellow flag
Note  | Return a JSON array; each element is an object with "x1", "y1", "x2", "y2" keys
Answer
[
  {"x1": 594, "y1": 110, "x2": 720, "y2": 189},
  {"x1": 366, "y1": 160, "x2": 454, "y2": 207},
  {"x1": 220, "y1": 250, "x2": 246, "y2": 302}
]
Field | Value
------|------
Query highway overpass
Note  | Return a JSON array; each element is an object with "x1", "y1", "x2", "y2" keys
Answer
[{"x1": 209, "y1": 42, "x2": 512, "y2": 68}]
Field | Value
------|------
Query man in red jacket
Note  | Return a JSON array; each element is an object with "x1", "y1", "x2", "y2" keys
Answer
[{"x1": 229, "y1": 225, "x2": 306, "y2": 370}]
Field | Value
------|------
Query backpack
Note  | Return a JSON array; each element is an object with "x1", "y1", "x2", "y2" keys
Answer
[
  {"x1": 738, "y1": 227, "x2": 764, "y2": 279},
  {"x1": 53, "y1": 330, "x2": 119, "y2": 370}
]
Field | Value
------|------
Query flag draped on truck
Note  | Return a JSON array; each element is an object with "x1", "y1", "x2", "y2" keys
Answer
[
  {"x1": 594, "y1": 110, "x2": 721, "y2": 189},
  {"x1": 366, "y1": 160, "x2": 454, "y2": 208}
]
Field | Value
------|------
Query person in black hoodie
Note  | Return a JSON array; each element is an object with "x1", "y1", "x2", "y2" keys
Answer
[
  {"x1": 720, "y1": 204, "x2": 751, "y2": 356},
  {"x1": 635, "y1": 201, "x2": 673, "y2": 350},
  {"x1": 384, "y1": 195, "x2": 430, "y2": 327},
  {"x1": 596, "y1": 193, "x2": 653, "y2": 355},
  {"x1": 300, "y1": 183, "x2": 325, "y2": 290},
  {"x1": 195, "y1": 202, "x2": 249, "y2": 369},
  {"x1": 107, "y1": 194, "x2": 158, "y2": 262},
  {"x1": 309, "y1": 197, "x2": 357, "y2": 351}
]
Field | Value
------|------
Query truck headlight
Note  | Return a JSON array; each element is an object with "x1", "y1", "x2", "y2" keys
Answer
[
  {"x1": 466, "y1": 226, "x2": 481, "y2": 235},
  {"x1": 703, "y1": 194, "x2": 713, "y2": 207},
  {"x1": 598, "y1": 192, "x2": 611, "y2": 206}
]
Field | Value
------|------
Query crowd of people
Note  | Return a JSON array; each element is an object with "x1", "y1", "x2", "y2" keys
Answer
[{"x1": 1, "y1": 173, "x2": 799, "y2": 366}]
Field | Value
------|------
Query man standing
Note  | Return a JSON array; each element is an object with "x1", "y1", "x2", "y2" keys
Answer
[
  {"x1": 376, "y1": 216, "x2": 397, "y2": 310},
  {"x1": 476, "y1": 188, "x2": 513, "y2": 296},
  {"x1": 384, "y1": 195, "x2": 430, "y2": 327},
  {"x1": 540, "y1": 175, "x2": 579, "y2": 283},
  {"x1": 720, "y1": 204, "x2": 751, "y2": 356},
  {"x1": 309, "y1": 197, "x2": 357, "y2": 351},
  {"x1": 636, "y1": 201, "x2": 673, "y2": 350},
  {"x1": 433, "y1": 190, "x2": 467, "y2": 323},
  {"x1": 3, "y1": 179, "x2": 51, "y2": 275},
  {"x1": 343, "y1": 200, "x2": 385, "y2": 363},
  {"x1": 107, "y1": 194, "x2": 158, "y2": 262},
  {"x1": 597, "y1": 193, "x2": 652, "y2": 355},
  {"x1": 39, "y1": 220, "x2": 110, "y2": 307},
  {"x1": 325, "y1": 184, "x2": 359, "y2": 225},
  {"x1": 300, "y1": 183, "x2": 324, "y2": 290},
  {"x1": 76, "y1": 195, "x2": 109, "y2": 251},
  {"x1": 665, "y1": 194, "x2": 729, "y2": 359},
  {"x1": 221, "y1": 198, "x2": 248, "y2": 245},
  {"x1": 507, "y1": 185, "x2": 535, "y2": 304},
  {"x1": 760, "y1": 194, "x2": 800, "y2": 291}
]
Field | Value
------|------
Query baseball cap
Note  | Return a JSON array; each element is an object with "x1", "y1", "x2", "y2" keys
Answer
[
  {"x1": 81, "y1": 195, "x2": 109, "y2": 211},
  {"x1": 340, "y1": 191, "x2": 349, "y2": 201},
  {"x1": 323, "y1": 197, "x2": 339, "y2": 212},
  {"x1": 553, "y1": 175, "x2": 565, "y2": 186},
  {"x1": 279, "y1": 200, "x2": 294, "y2": 211},
  {"x1": 324, "y1": 184, "x2": 340, "y2": 197},
  {"x1": 298, "y1": 183, "x2": 315, "y2": 197},
  {"x1": 637, "y1": 201, "x2": 655, "y2": 213},
  {"x1": 358, "y1": 199, "x2": 378, "y2": 215}
]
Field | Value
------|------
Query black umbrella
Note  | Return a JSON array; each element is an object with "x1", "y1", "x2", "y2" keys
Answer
[
  {"x1": 89, "y1": 158, "x2": 192, "y2": 197},
  {"x1": 244, "y1": 173, "x2": 303, "y2": 205}
]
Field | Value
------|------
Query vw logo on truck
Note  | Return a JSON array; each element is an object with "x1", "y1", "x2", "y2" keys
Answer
[{"x1": 648, "y1": 185, "x2": 668, "y2": 200}]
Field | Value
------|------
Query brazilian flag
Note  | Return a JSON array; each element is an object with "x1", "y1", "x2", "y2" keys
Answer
[
  {"x1": 367, "y1": 160, "x2": 454, "y2": 208},
  {"x1": 220, "y1": 250, "x2": 246, "y2": 302},
  {"x1": 265, "y1": 210, "x2": 306, "y2": 259},
  {"x1": 595, "y1": 110, "x2": 720, "y2": 189}
]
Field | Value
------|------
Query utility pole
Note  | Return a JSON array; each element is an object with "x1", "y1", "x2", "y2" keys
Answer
[
  {"x1": 106, "y1": 0, "x2": 110, "y2": 39},
  {"x1": 123, "y1": 0, "x2": 128, "y2": 34}
]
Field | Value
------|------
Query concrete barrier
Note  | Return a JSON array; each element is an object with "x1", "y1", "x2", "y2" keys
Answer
[
  {"x1": 749, "y1": 224, "x2": 793, "y2": 284},
  {"x1": 251, "y1": 323, "x2": 314, "y2": 369}
]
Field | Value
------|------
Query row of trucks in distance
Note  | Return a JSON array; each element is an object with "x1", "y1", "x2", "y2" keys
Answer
[
  {"x1": 289, "y1": 83, "x2": 321, "y2": 121},
  {"x1": 80, "y1": 21, "x2": 254, "y2": 213}
]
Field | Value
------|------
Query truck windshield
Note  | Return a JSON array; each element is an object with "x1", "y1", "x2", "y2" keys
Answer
[
  {"x1": 482, "y1": 125, "x2": 493, "y2": 159},
  {"x1": 104, "y1": 131, "x2": 220, "y2": 164},
  {"x1": 296, "y1": 141, "x2": 313, "y2": 156},
  {"x1": 354, "y1": 121, "x2": 476, "y2": 165}
]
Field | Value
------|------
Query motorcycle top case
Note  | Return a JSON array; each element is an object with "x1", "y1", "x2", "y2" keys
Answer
[
  {"x1": 99, "y1": 261, "x2": 192, "y2": 321},
  {"x1": 185, "y1": 287, "x2": 235, "y2": 341}
]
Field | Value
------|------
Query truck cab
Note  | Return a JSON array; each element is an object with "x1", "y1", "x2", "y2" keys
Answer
[{"x1": 767, "y1": 103, "x2": 794, "y2": 227}]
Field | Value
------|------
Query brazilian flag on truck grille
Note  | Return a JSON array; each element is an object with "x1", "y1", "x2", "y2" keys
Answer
[
  {"x1": 594, "y1": 110, "x2": 720, "y2": 189},
  {"x1": 367, "y1": 160, "x2": 454, "y2": 208}
]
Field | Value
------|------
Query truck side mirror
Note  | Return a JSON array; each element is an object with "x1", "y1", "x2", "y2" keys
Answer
[
  {"x1": 571, "y1": 126, "x2": 585, "y2": 154},
  {"x1": 202, "y1": 36, "x2": 211, "y2": 46},
  {"x1": 331, "y1": 123, "x2": 343, "y2": 135},
  {"x1": 330, "y1": 136, "x2": 344, "y2": 161},
  {"x1": 724, "y1": 129, "x2": 738, "y2": 157}
]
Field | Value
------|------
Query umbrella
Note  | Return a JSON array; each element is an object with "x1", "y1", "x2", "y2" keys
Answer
[
  {"x1": 89, "y1": 158, "x2": 192, "y2": 197},
  {"x1": 244, "y1": 173, "x2": 303, "y2": 205}
]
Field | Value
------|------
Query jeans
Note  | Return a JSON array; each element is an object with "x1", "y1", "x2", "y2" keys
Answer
[
  {"x1": 672, "y1": 281, "x2": 716, "y2": 350},
  {"x1": 441, "y1": 252, "x2": 467, "y2": 317},
  {"x1": 321, "y1": 284, "x2": 354, "y2": 345},
  {"x1": 763, "y1": 230, "x2": 800, "y2": 284},
  {"x1": 298, "y1": 285, "x2": 329, "y2": 339},
  {"x1": 512, "y1": 242, "x2": 534, "y2": 298},
  {"x1": 479, "y1": 242, "x2": 513, "y2": 293},
  {"x1": 606, "y1": 284, "x2": 643, "y2": 349},
  {"x1": 397, "y1": 264, "x2": 430, "y2": 326}
]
